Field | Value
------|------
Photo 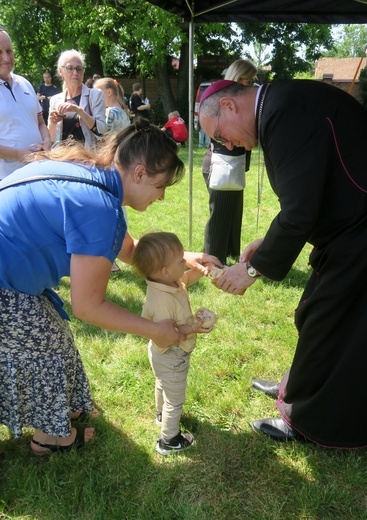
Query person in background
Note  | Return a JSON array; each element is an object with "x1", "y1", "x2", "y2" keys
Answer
[
  {"x1": 199, "y1": 77, "x2": 367, "y2": 449},
  {"x1": 161, "y1": 111, "x2": 188, "y2": 146},
  {"x1": 85, "y1": 74, "x2": 101, "y2": 89},
  {"x1": 94, "y1": 77, "x2": 131, "y2": 133},
  {"x1": 36, "y1": 71, "x2": 61, "y2": 124},
  {"x1": 84, "y1": 77, "x2": 94, "y2": 88},
  {"x1": 198, "y1": 121, "x2": 210, "y2": 149},
  {"x1": 129, "y1": 83, "x2": 151, "y2": 120},
  {"x1": 0, "y1": 117, "x2": 220, "y2": 456},
  {"x1": 133, "y1": 232, "x2": 215, "y2": 455},
  {"x1": 0, "y1": 27, "x2": 51, "y2": 179},
  {"x1": 94, "y1": 76, "x2": 131, "y2": 273},
  {"x1": 48, "y1": 50, "x2": 107, "y2": 149},
  {"x1": 202, "y1": 59, "x2": 258, "y2": 265}
]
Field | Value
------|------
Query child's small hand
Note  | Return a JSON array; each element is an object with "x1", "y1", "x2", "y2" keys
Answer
[{"x1": 194, "y1": 323, "x2": 213, "y2": 334}]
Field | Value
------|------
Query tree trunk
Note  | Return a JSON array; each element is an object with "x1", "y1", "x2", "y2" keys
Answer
[
  {"x1": 85, "y1": 43, "x2": 104, "y2": 78},
  {"x1": 155, "y1": 57, "x2": 176, "y2": 121}
]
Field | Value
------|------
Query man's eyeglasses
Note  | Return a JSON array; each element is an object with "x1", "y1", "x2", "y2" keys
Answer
[
  {"x1": 62, "y1": 65, "x2": 84, "y2": 73},
  {"x1": 213, "y1": 110, "x2": 229, "y2": 145}
]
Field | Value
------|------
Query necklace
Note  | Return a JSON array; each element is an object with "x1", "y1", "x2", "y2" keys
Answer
[{"x1": 256, "y1": 83, "x2": 269, "y2": 232}]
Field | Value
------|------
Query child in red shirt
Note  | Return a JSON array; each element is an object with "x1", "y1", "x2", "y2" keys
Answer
[{"x1": 162, "y1": 111, "x2": 188, "y2": 145}]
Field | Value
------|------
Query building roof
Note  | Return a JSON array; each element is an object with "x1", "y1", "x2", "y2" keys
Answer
[{"x1": 314, "y1": 57, "x2": 367, "y2": 82}]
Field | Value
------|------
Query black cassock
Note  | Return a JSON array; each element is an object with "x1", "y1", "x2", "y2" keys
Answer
[{"x1": 251, "y1": 80, "x2": 367, "y2": 448}]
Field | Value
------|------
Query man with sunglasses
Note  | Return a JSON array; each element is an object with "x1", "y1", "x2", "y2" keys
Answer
[
  {"x1": 199, "y1": 78, "x2": 367, "y2": 450},
  {"x1": 0, "y1": 27, "x2": 50, "y2": 178}
]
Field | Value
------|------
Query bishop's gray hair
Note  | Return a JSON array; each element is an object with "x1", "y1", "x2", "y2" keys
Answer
[{"x1": 199, "y1": 83, "x2": 245, "y2": 119}]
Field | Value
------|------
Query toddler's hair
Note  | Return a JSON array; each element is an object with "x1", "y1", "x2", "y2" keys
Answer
[{"x1": 133, "y1": 232, "x2": 184, "y2": 279}]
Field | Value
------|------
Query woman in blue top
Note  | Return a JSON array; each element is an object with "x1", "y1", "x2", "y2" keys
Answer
[{"x1": 0, "y1": 117, "x2": 219, "y2": 455}]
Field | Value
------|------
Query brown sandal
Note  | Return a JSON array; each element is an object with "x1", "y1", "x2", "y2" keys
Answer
[{"x1": 31, "y1": 425, "x2": 89, "y2": 456}]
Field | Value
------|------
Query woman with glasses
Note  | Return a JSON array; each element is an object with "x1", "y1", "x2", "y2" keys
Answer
[
  {"x1": 202, "y1": 59, "x2": 258, "y2": 265},
  {"x1": 48, "y1": 50, "x2": 107, "y2": 149}
]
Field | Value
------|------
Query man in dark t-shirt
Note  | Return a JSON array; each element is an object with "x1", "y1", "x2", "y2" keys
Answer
[
  {"x1": 129, "y1": 83, "x2": 151, "y2": 120},
  {"x1": 36, "y1": 72, "x2": 61, "y2": 124}
]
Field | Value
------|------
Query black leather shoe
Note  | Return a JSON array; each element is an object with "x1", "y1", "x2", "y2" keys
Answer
[
  {"x1": 252, "y1": 378, "x2": 279, "y2": 398},
  {"x1": 252, "y1": 417, "x2": 307, "y2": 442}
]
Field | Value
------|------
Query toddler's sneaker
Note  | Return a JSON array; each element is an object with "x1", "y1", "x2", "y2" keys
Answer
[
  {"x1": 156, "y1": 432, "x2": 195, "y2": 456},
  {"x1": 110, "y1": 262, "x2": 120, "y2": 273},
  {"x1": 156, "y1": 411, "x2": 162, "y2": 426}
]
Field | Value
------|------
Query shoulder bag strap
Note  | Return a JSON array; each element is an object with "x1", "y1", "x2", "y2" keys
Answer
[{"x1": 0, "y1": 175, "x2": 113, "y2": 195}]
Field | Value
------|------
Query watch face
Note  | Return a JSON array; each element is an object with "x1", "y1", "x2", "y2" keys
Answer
[
  {"x1": 247, "y1": 266, "x2": 258, "y2": 277},
  {"x1": 246, "y1": 262, "x2": 259, "y2": 278}
]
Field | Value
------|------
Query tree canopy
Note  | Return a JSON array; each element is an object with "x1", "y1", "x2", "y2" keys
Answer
[
  {"x1": 326, "y1": 24, "x2": 367, "y2": 58},
  {"x1": 239, "y1": 23, "x2": 333, "y2": 80},
  {"x1": 0, "y1": 0, "x2": 346, "y2": 118}
]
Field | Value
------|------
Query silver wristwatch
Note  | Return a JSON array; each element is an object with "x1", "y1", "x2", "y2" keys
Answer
[{"x1": 245, "y1": 261, "x2": 261, "y2": 278}]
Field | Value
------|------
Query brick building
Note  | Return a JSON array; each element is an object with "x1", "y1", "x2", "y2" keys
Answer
[{"x1": 314, "y1": 57, "x2": 366, "y2": 103}]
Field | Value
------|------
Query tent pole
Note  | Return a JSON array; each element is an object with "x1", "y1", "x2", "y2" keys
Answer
[
  {"x1": 188, "y1": 16, "x2": 194, "y2": 249},
  {"x1": 347, "y1": 43, "x2": 367, "y2": 94}
]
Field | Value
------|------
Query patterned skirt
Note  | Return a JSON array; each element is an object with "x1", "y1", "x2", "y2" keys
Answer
[{"x1": 0, "y1": 287, "x2": 93, "y2": 438}]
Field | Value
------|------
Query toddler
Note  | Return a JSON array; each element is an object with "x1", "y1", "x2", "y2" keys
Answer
[{"x1": 133, "y1": 232, "x2": 215, "y2": 455}]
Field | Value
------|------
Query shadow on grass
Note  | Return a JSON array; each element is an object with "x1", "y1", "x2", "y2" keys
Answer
[
  {"x1": 0, "y1": 415, "x2": 153, "y2": 519},
  {"x1": 179, "y1": 412, "x2": 367, "y2": 520},
  {"x1": 1, "y1": 413, "x2": 367, "y2": 519},
  {"x1": 258, "y1": 266, "x2": 311, "y2": 290}
]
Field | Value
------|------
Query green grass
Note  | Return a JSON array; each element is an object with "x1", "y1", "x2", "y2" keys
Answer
[{"x1": 2, "y1": 142, "x2": 367, "y2": 520}]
